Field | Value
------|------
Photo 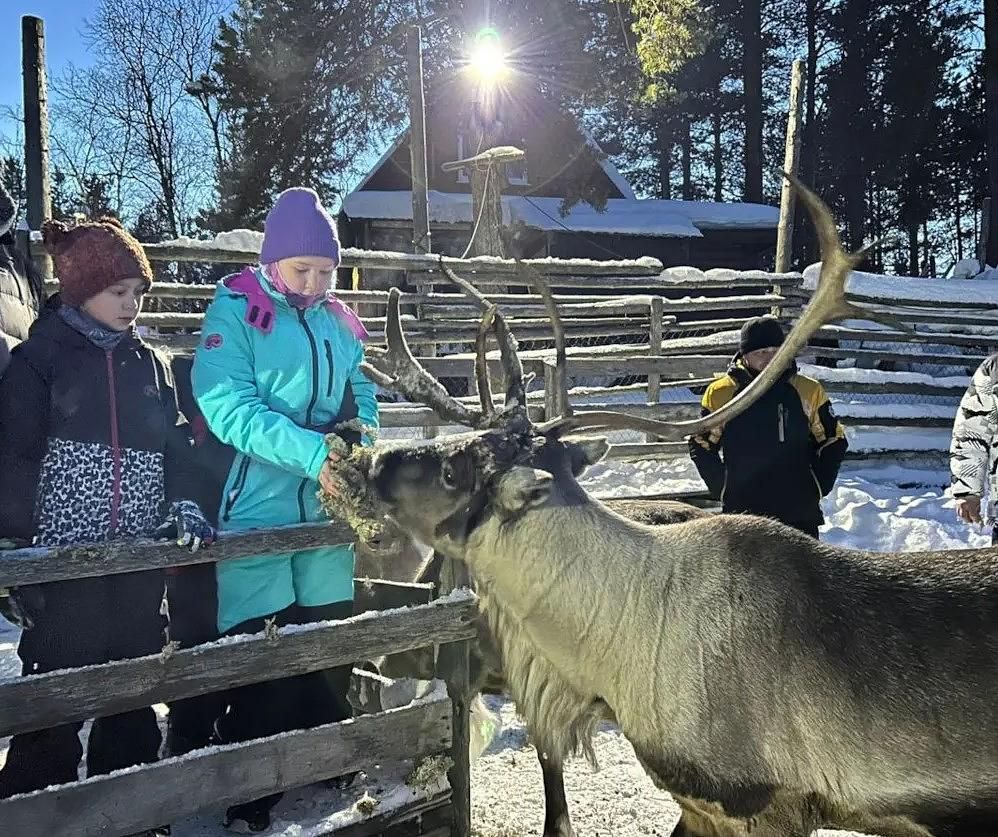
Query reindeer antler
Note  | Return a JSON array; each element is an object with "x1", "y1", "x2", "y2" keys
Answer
[
  {"x1": 539, "y1": 171, "x2": 898, "y2": 441},
  {"x1": 362, "y1": 288, "x2": 482, "y2": 427},
  {"x1": 517, "y1": 260, "x2": 572, "y2": 419},
  {"x1": 362, "y1": 261, "x2": 530, "y2": 430},
  {"x1": 436, "y1": 257, "x2": 526, "y2": 416}
]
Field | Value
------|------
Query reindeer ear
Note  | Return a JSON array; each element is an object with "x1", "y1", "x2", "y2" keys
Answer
[
  {"x1": 493, "y1": 467, "x2": 553, "y2": 518},
  {"x1": 568, "y1": 438, "x2": 610, "y2": 475}
]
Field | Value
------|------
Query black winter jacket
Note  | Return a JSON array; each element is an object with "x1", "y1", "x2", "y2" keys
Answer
[
  {"x1": 688, "y1": 358, "x2": 848, "y2": 527},
  {"x1": 0, "y1": 298, "x2": 198, "y2": 546}
]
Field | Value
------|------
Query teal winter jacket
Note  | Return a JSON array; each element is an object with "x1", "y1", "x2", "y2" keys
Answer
[{"x1": 192, "y1": 267, "x2": 378, "y2": 629}]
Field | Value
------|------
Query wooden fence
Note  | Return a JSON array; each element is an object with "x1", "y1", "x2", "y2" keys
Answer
[
  {"x1": 40, "y1": 239, "x2": 981, "y2": 466},
  {"x1": 0, "y1": 520, "x2": 477, "y2": 837}
]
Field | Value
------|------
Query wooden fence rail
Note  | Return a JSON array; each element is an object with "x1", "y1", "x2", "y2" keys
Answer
[
  {"x1": 0, "y1": 696, "x2": 454, "y2": 837},
  {"x1": 0, "y1": 594, "x2": 477, "y2": 738}
]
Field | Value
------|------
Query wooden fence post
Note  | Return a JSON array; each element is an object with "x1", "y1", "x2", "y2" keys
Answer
[
  {"x1": 645, "y1": 296, "x2": 664, "y2": 443},
  {"x1": 438, "y1": 637, "x2": 472, "y2": 837},
  {"x1": 775, "y1": 58, "x2": 804, "y2": 274},
  {"x1": 407, "y1": 25, "x2": 431, "y2": 257},
  {"x1": 21, "y1": 15, "x2": 52, "y2": 280}
]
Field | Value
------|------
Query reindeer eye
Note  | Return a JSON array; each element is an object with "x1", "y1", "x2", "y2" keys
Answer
[{"x1": 441, "y1": 461, "x2": 459, "y2": 490}]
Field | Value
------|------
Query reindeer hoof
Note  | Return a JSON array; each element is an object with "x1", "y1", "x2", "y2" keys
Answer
[{"x1": 542, "y1": 818, "x2": 574, "y2": 837}]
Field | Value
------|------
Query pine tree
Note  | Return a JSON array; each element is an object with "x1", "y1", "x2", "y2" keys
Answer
[{"x1": 204, "y1": 0, "x2": 413, "y2": 230}]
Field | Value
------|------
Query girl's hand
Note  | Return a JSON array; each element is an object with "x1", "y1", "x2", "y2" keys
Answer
[{"x1": 155, "y1": 500, "x2": 216, "y2": 552}]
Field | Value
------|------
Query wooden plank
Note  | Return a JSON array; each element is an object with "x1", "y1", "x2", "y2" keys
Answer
[
  {"x1": 353, "y1": 579, "x2": 435, "y2": 615},
  {"x1": 0, "y1": 521, "x2": 355, "y2": 588},
  {"x1": 802, "y1": 345, "x2": 985, "y2": 368},
  {"x1": 317, "y1": 792, "x2": 452, "y2": 837},
  {"x1": 423, "y1": 301, "x2": 653, "y2": 318},
  {"x1": 845, "y1": 291, "x2": 998, "y2": 311},
  {"x1": 604, "y1": 441, "x2": 950, "y2": 464},
  {"x1": 557, "y1": 355, "x2": 725, "y2": 378},
  {"x1": 817, "y1": 325, "x2": 998, "y2": 349},
  {"x1": 0, "y1": 698, "x2": 452, "y2": 837},
  {"x1": 0, "y1": 595, "x2": 477, "y2": 737},
  {"x1": 136, "y1": 245, "x2": 663, "y2": 276},
  {"x1": 861, "y1": 307, "x2": 998, "y2": 328},
  {"x1": 576, "y1": 403, "x2": 953, "y2": 428},
  {"x1": 819, "y1": 379, "x2": 966, "y2": 396},
  {"x1": 379, "y1": 403, "x2": 545, "y2": 428}
]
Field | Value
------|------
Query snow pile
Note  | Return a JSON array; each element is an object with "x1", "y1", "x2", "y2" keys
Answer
[
  {"x1": 947, "y1": 258, "x2": 998, "y2": 281},
  {"x1": 803, "y1": 263, "x2": 998, "y2": 306},
  {"x1": 152, "y1": 229, "x2": 263, "y2": 254},
  {"x1": 797, "y1": 362, "x2": 969, "y2": 390}
]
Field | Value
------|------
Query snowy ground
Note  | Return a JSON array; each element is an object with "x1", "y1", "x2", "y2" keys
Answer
[{"x1": 0, "y1": 457, "x2": 989, "y2": 836}]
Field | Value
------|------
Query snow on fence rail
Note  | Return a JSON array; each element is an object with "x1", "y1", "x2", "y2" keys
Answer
[{"x1": 0, "y1": 519, "x2": 478, "y2": 837}]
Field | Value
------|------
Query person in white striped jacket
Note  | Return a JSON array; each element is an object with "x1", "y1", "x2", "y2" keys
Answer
[{"x1": 950, "y1": 353, "x2": 998, "y2": 543}]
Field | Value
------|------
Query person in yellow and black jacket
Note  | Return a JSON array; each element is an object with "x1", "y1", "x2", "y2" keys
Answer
[{"x1": 689, "y1": 316, "x2": 848, "y2": 538}]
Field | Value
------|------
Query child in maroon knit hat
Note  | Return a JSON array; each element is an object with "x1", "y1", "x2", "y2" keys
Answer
[{"x1": 0, "y1": 215, "x2": 213, "y2": 833}]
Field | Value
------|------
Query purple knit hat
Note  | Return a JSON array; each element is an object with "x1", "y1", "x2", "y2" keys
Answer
[{"x1": 260, "y1": 187, "x2": 341, "y2": 265}]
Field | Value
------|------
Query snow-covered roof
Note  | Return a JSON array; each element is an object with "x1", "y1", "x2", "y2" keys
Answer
[{"x1": 341, "y1": 190, "x2": 778, "y2": 239}]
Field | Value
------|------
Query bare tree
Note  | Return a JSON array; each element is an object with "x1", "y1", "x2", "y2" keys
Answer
[{"x1": 51, "y1": 0, "x2": 228, "y2": 235}]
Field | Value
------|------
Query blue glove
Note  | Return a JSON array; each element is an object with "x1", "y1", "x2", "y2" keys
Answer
[{"x1": 154, "y1": 500, "x2": 215, "y2": 553}]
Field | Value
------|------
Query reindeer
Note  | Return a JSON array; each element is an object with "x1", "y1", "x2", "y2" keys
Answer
[
  {"x1": 349, "y1": 174, "x2": 998, "y2": 837},
  {"x1": 356, "y1": 483, "x2": 708, "y2": 836}
]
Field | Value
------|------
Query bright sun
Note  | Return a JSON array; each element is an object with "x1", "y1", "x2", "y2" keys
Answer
[{"x1": 469, "y1": 27, "x2": 508, "y2": 84}]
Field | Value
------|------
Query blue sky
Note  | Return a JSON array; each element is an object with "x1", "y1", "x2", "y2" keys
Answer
[{"x1": 2, "y1": 1, "x2": 100, "y2": 141}]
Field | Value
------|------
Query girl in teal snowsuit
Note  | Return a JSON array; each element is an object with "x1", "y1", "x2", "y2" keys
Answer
[{"x1": 192, "y1": 187, "x2": 378, "y2": 831}]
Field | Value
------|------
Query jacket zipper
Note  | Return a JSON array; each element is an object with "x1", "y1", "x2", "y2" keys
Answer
[
  {"x1": 298, "y1": 479, "x2": 308, "y2": 523},
  {"x1": 105, "y1": 351, "x2": 122, "y2": 535},
  {"x1": 777, "y1": 403, "x2": 786, "y2": 443},
  {"x1": 299, "y1": 310, "x2": 322, "y2": 524},
  {"x1": 298, "y1": 309, "x2": 320, "y2": 427},
  {"x1": 324, "y1": 339, "x2": 334, "y2": 397},
  {"x1": 222, "y1": 455, "x2": 252, "y2": 523}
]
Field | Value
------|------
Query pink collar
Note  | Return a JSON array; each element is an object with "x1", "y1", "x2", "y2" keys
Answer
[{"x1": 222, "y1": 265, "x2": 368, "y2": 340}]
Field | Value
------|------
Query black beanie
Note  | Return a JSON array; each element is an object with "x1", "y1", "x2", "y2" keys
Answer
[{"x1": 739, "y1": 316, "x2": 785, "y2": 355}]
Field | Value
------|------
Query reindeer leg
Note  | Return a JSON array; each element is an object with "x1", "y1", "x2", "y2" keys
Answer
[
  {"x1": 830, "y1": 809, "x2": 934, "y2": 837},
  {"x1": 730, "y1": 790, "x2": 824, "y2": 837},
  {"x1": 538, "y1": 750, "x2": 574, "y2": 837},
  {"x1": 672, "y1": 795, "x2": 747, "y2": 837}
]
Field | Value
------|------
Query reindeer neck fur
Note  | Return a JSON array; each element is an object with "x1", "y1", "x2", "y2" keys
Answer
[{"x1": 463, "y1": 473, "x2": 669, "y2": 763}]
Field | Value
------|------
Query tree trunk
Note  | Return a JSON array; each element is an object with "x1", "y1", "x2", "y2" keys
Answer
[
  {"x1": 840, "y1": 0, "x2": 871, "y2": 250},
  {"x1": 908, "y1": 223, "x2": 919, "y2": 276},
  {"x1": 922, "y1": 219, "x2": 931, "y2": 274},
  {"x1": 799, "y1": 0, "x2": 820, "y2": 262},
  {"x1": 681, "y1": 117, "x2": 693, "y2": 200},
  {"x1": 655, "y1": 120, "x2": 673, "y2": 199},
  {"x1": 986, "y1": 0, "x2": 998, "y2": 265},
  {"x1": 742, "y1": 0, "x2": 764, "y2": 201},
  {"x1": 956, "y1": 185, "x2": 964, "y2": 262},
  {"x1": 712, "y1": 108, "x2": 723, "y2": 201}
]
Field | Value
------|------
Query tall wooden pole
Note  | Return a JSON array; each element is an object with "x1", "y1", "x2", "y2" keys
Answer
[
  {"x1": 22, "y1": 15, "x2": 52, "y2": 279},
  {"x1": 775, "y1": 59, "x2": 805, "y2": 273},
  {"x1": 406, "y1": 26, "x2": 431, "y2": 256}
]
